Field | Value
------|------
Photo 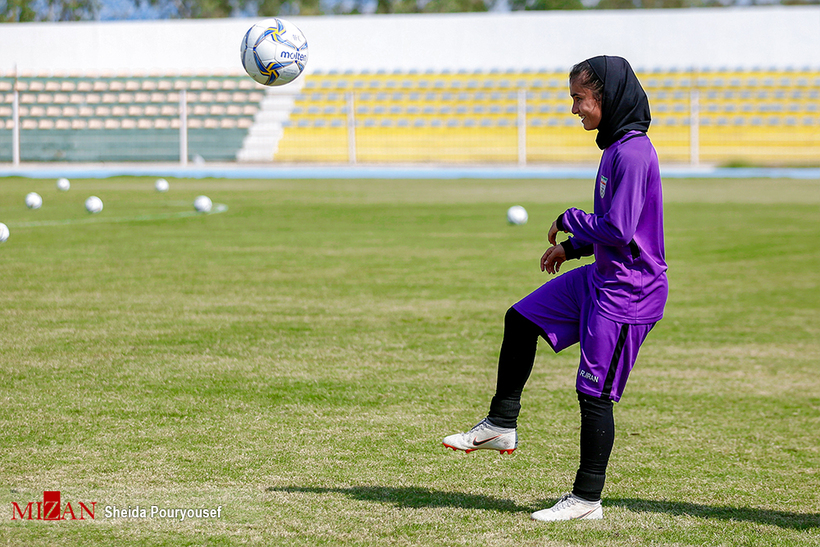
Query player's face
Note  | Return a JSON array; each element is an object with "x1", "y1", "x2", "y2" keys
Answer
[{"x1": 570, "y1": 79, "x2": 602, "y2": 131}]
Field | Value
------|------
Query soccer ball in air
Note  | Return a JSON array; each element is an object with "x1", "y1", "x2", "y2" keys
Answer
[
  {"x1": 25, "y1": 192, "x2": 43, "y2": 209},
  {"x1": 240, "y1": 18, "x2": 308, "y2": 87},
  {"x1": 85, "y1": 196, "x2": 103, "y2": 214},
  {"x1": 155, "y1": 179, "x2": 169, "y2": 192},
  {"x1": 56, "y1": 178, "x2": 70, "y2": 191},
  {"x1": 507, "y1": 206, "x2": 528, "y2": 225},
  {"x1": 194, "y1": 195, "x2": 212, "y2": 213}
]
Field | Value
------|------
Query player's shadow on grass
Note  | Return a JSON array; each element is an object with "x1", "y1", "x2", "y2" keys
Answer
[
  {"x1": 267, "y1": 486, "x2": 535, "y2": 513},
  {"x1": 608, "y1": 498, "x2": 819, "y2": 531},
  {"x1": 270, "y1": 487, "x2": 819, "y2": 529}
]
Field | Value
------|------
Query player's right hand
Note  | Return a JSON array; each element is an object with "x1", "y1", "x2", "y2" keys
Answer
[{"x1": 541, "y1": 244, "x2": 566, "y2": 274}]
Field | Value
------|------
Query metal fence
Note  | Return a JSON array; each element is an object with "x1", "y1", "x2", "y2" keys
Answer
[{"x1": 2, "y1": 69, "x2": 819, "y2": 166}]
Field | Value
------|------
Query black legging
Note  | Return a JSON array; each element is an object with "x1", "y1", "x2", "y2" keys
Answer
[
  {"x1": 488, "y1": 307, "x2": 542, "y2": 427},
  {"x1": 487, "y1": 307, "x2": 615, "y2": 502},
  {"x1": 573, "y1": 391, "x2": 614, "y2": 502}
]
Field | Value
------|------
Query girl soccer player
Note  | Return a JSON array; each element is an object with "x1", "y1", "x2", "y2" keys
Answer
[{"x1": 442, "y1": 56, "x2": 668, "y2": 522}]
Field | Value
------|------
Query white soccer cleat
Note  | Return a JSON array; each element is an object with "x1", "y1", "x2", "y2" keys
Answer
[
  {"x1": 531, "y1": 493, "x2": 603, "y2": 522},
  {"x1": 442, "y1": 418, "x2": 517, "y2": 454}
]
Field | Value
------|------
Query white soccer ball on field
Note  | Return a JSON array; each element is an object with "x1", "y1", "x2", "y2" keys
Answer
[
  {"x1": 85, "y1": 196, "x2": 103, "y2": 214},
  {"x1": 240, "y1": 18, "x2": 309, "y2": 87},
  {"x1": 25, "y1": 192, "x2": 43, "y2": 209},
  {"x1": 193, "y1": 195, "x2": 212, "y2": 213},
  {"x1": 0, "y1": 222, "x2": 9, "y2": 243},
  {"x1": 507, "y1": 205, "x2": 528, "y2": 225},
  {"x1": 155, "y1": 178, "x2": 170, "y2": 192},
  {"x1": 56, "y1": 178, "x2": 71, "y2": 191}
]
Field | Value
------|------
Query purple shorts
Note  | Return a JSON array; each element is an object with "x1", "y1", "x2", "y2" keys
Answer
[{"x1": 513, "y1": 264, "x2": 654, "y2": 402}]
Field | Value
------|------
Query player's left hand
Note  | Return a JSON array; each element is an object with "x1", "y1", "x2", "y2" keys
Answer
[
  {"x1": 541, "y1": 244, "x2": 566, "y2": 274},
  {"x1": 548, "y1": 220, "x2": 560, "y2": 246}
]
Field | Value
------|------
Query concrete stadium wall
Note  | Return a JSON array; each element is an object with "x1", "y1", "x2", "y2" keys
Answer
[{"x1": 1, "y1": 7, "x2": 818, "y2": 76}]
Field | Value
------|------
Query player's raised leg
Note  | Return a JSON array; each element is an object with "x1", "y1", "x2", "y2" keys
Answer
[
  {"x1": 441, "y1": 307, "x2": 538, "y2": 454},
  {"x1": 443, "y1": 270, "x2": 586, "y2": 455}
]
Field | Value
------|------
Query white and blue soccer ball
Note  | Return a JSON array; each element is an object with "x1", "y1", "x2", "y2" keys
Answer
[
  {"x1": 155, "y1": 178, "x2": 169, "y2": 192},
  {"x1": 0, "y1": 222, "x2": 9, "y2": 243},
  {"x1": 507, "y1": 205, "x2": 528, "y2": 225},
  {"x1": 56, "y1": 178, "x2": 70, "y2": 191},
  {"x1": 240, "y1": 18, "x2": 308, "y2": 87}
]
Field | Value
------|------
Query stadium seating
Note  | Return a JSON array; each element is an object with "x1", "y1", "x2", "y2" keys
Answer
[
  {"x1": 1, "y1": 67, "x2": 818, "y2": 165},
  {"x1": 275, "y1": 67, "x2": 820, "y2": 165},
  {"x1": 0, "y1": 72, "x2": 262, "y2": 162}
]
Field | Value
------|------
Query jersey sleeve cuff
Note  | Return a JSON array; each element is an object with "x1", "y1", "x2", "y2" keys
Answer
[{"x1": 561, "y1": 239, "x2": 594, "y2": 260}]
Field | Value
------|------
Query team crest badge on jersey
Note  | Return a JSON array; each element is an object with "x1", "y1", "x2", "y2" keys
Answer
[{"x1": 599, "y1": 175, "x2": 608, "y2": 198}]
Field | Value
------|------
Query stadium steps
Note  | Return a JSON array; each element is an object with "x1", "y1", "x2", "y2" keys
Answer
[{"x1": 238, "y1": 78, "x2": 305, "y2": 162}]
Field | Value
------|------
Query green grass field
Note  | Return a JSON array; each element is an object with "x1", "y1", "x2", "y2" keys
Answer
[{"x1": 0, "y1": 175, "x2": 818, "y2": 546}]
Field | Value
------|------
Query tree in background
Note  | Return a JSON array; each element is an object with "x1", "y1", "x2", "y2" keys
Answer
[
  {"x1": 508, "y1": 0, "x2": 583, "y2": 9},
  {"x1": 165, "y1": 0, "x2": 231, "y2": 17},
  {"x1": 2, "y1": 0, "x2": 99, "y2": 20},
  {"x1": 2, "y1": 0, "x2": 37, "y2": 20},
  {"x1": 594, "y1": 0, "x2": 635, "y2": 8},
  {"x1": 256, "y1": 0, "x2": 322, "y2": 16},
  {"x1": 3, "y1": 0, "x2": 817, "y2": 21},
  {"x1": 373, "y1": 0, "x2": 486, "y2": 12}
]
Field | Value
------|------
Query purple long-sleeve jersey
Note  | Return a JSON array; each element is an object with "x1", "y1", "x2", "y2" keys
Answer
[{"x1": 562, "y1": 131, "x2": 668, "y2": 324}]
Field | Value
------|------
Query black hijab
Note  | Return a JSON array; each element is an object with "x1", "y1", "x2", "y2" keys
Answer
[{"x1": 586, "y1": 56, "x2": 651, "y2": 150}]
